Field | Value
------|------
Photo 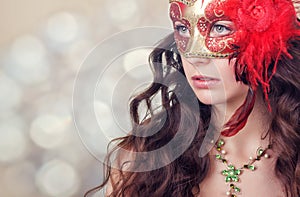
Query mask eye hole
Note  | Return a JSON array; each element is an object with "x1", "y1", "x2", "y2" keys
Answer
[
  {"x1": 174, "y1": 21, "x2": 190, "y2": 37},
  {"x1": 210, "y1": 21, "x2": 235, "y2": 38}
]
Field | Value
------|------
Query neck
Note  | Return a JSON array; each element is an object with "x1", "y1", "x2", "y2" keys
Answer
[{"x1": 211, "y1": 91, "x2": 272, "y2": 162}]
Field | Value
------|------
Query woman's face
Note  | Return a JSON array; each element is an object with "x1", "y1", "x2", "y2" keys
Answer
[
  {"x1": 181, "y1": 56, "x2": 249, "y2": 107},
  {"x1": 171, "y1": 9, "x2": 249, "y2": 107}
]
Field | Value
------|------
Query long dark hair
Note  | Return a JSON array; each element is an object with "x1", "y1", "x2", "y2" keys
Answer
[{"x1": 85, "y1": 34, "x2": 300, "y2": 197}]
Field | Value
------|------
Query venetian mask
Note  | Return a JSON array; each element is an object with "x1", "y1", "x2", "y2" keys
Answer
[
  {"x1": 168, "y1": 0, "x2": 300, "y2": 136},
  {"x1": 169, "y1": 0, "x2": 241, "y2": 58}
]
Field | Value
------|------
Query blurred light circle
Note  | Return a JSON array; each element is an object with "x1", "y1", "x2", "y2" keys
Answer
[
  {"x1": 0, "y1": 74, "x2": 22, "y2": 110},
  {"x1": 94, "y1": 100, "x2": 116, "y2": 138},
  {"x1": 30, "y1": 114, "x2": 70, "y2": 149},
  {"x1": 35, "y1": 159, "x2": 79, "y2": 197},
  {"x1": 65, "y1": 40, "x2": 93, "y2": 72},
  {"x1": 0, "y1": 124, "x2": 28, "y2": 162},
  {"x1": 11, "y1": 34, "x2": 46, "y2": 65},
  {"x1": 106, "y1": 0, "x2": 140, "y2": 28},
  {"x1": 46, "y1": 12, "x2": 79, "y2": 43},
  {"x1": 123, "y1": 48, "x2": 152, "y2": 79},
  {"x1": 7, "y1": 35, "x2": 50, "y2": 84}
]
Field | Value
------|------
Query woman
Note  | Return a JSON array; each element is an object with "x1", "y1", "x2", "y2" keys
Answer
[{"x1": 86, "y1": 0, "x2": 300, "y2": 196}]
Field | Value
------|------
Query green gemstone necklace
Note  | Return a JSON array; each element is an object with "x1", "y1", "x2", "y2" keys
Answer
[{"x1": 214, "y1": 139, "x2": 272, "y2": 197}]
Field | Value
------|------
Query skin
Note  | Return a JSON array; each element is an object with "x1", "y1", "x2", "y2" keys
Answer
[
  {"x1": 181, "y1": 56, "x2": 284, "y2": 196},
  {"x1": 181, "y1": 57, "x2": 249, "y2": 112},
  {"x1": 104, "y1": 17, "x2": 285, "y2": 197},
  {"x1": 177, "y1": 17, "x2": 284, "y2": 195},
  {"x1": 105, "y1": 57, "x2": 285, "y2": 197}
]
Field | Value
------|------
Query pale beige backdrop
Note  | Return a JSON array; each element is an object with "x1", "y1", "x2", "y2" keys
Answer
[
  {"x1": 1, "y1": 0, "x2": 167, "y2": 45},
  {"x1": 0, "y1": 1, "x2": 169, "y2": 197},
  {"x1": 2, "y1": 1, "x2": 299, "y2": 197}
]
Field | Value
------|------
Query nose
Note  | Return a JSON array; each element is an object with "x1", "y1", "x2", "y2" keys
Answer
[{"x1": 184, "y1": 57, "x2": 211, "y2": 66}]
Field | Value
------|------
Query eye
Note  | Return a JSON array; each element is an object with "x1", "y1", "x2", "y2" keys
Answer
[
  {"x1": 174, "y1": 22, "x2": 190, "y2": 37},
  {"x1": 210, "y1": 22, "x2": 234, "y2": 38}
]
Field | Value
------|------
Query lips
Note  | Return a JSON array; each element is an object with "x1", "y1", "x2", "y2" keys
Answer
[{"x1": 191, "y1": 75, "x2": 221, "y2": 89}]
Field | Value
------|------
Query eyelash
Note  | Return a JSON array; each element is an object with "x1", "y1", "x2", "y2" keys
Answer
[
  {"x1": 174, "y1": 23, "x2": 233, "y2": 37},
  {"x1": 211, "y1": 24, "x2": 232, "y2": 36},
  {"x1": 175, "y1": 24, "x2": 188, "y2": 34},
  {"x1": 215, "y1": 25, "x2": 226, "y2": 31}
]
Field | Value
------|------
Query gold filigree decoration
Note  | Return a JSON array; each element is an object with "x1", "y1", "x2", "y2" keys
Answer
[
  {"x1": 184, "y1": 52, "x2": 231, "y2": 58},
  {"x1": 213, "y1": 9, "x2": 225, "y2": 18},
  {"x1": 169, "y1": 0, "x2": 197, "y2": 6},
  {"x1": 207, "y1": 37, "x2": 236, "y2": 53}
]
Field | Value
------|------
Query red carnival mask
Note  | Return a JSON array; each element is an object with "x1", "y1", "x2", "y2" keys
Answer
[
  {"x1": 169, "y1": 0, "x2": 241, "y2": 58},
  {"x1": 169, "y1": 0, "x2": 300, "y2": 136}
]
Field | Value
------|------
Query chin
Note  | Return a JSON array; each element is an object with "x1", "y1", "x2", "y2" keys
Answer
[{"x1": 195, "y1": 93, "x2": 226, "y2": 106}]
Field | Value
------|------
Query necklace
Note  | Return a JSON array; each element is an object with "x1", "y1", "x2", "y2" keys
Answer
[{"x1": 214, "y1": 139, "x2": 272, "y2": 197}]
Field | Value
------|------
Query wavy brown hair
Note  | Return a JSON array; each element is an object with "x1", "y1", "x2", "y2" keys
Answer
[{"x1": 85, "y1": 34, "x2": 300, "y2": 197}]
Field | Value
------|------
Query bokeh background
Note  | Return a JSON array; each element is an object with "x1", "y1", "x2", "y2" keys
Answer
[
  {"x1": 0, "y1": 1, "x2": 170, "y2": 196},
  {"x1": 2, "y1": 1, "x2": 300, "y2": 197}
]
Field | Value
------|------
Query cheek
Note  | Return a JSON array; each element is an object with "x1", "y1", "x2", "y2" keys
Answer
[
  {"x1": 217, "y1": 61, "x2": 239, "y2": 89},
  {"x1": 181, "y1": 58, "x2": 195, "y2": 89},
  {"x1": 174, "y1": 32, "x2": 189, "y2": 52},
  {"x1": 219, "y1": 63, "x2": 249, "y2": 102},
  {"x1": 181, "y1": 58, "x2": 193, "y2": 78},
  {"x1": 223, "y1": 82, "x2": 249, "y2": 105},
  {"x1": 169, "y1": 3, "x2": 191, "y2": 53}
]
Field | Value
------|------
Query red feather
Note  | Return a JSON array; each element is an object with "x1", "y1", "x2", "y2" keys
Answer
[{"x1": 221, "y1": 0, "x2": 300, "y2": 137}]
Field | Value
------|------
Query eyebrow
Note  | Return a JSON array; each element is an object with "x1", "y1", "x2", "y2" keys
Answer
[{"x1": 213, "y1": 21, "x2": 235, "y2": 26}]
